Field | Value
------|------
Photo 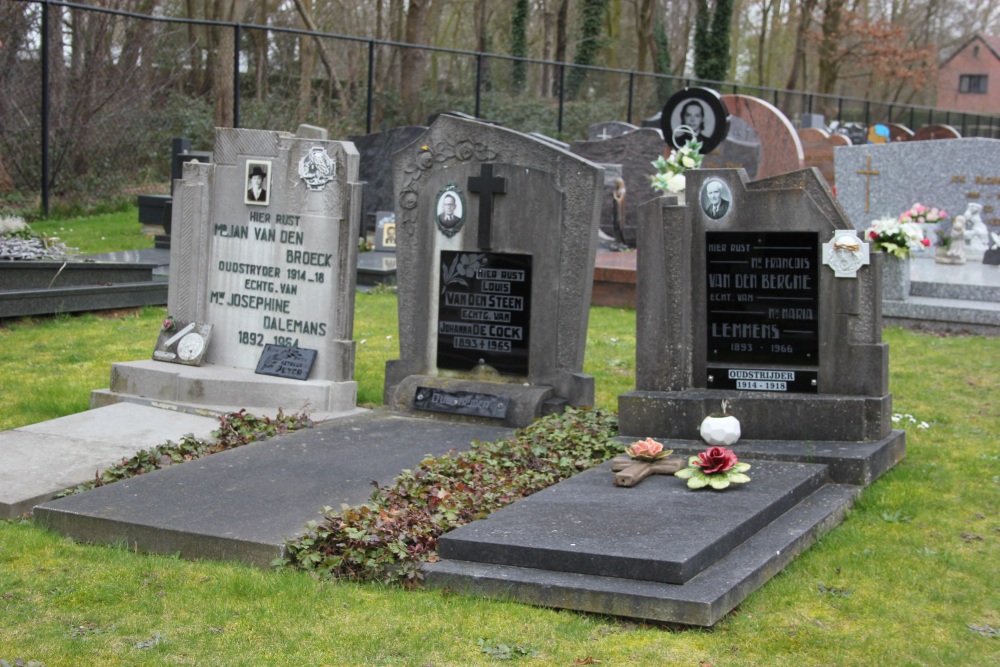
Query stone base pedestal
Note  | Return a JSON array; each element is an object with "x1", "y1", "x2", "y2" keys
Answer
[
  {"x1": 881, "y1": 253, "x2": 910, "y2": 301},
  {"x1": 619, "y1": 389, "x2": 892, "y2": 443},
  {"x1": 386, "y1": 374, "x2": 570, "y2": 428},
  {"x1": 91, "y1": 359, "x2": 359, "y2": 420}
]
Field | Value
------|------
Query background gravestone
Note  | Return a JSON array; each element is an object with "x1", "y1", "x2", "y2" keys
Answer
[
  {"x1": 620, "y1": 167, "x2": 901, "y2": 446},
  {"x1": 587, "y1": 120, "x2": 638, "y2": 141},
  {"x1": 571, "y1": 127, "x2": 665, "y2": 247},
  {"x1": 701, "y1": 116, "x2": 762, "y2": 178},
  {"x1": 885, "y1": 123, "x2": 915, "y2": 142},
  {"x1": 384, "y1": 115, "x2": 603, "y2": 427},
  {"x1": 350, "y1": 126, "x2": 427, "y2": 238},
  {"x1": 913, "y1": 124, "x2": 961, "y2": 141},
  {"x1": 799, "y1": 128, "x2": 850, "y2": 189},
  {"x1": 701, "y1": 94, "x2": 804, "y2": 179},
  {"x1": 834, "y1": 138, "x2": 1000, "y2": 241},
  {"x1": 94, "y1": 127, "x2": 361, "y2": 415}
]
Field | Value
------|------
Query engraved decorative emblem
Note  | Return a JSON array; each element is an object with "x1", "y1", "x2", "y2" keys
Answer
[
  {"x1": 823, "y1": 230, "x2": 871, "y2": 278},
  {"x1": 298, "y1": 146, "x2": 336, "y2": 190}
]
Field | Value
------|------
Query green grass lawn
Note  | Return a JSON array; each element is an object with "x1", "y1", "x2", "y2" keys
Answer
[{"x1": 1, "y1": 214, "x2": 998, "y2": 665}]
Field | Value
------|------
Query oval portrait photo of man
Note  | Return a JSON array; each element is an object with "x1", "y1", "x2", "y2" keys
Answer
[{"x1": 701, "y1": 178, "x2": 733, "y2": 220}]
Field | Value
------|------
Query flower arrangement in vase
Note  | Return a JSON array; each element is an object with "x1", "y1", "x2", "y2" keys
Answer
[
  {"x1": 865, "y1": 213, "x2": 931, "y2": 258},
  {"x1": 898, "y1": 202, "x2": 948, "y2": 248},
  {"x1": 649, "y1": 138, "x2": 703, "y2": 196}
]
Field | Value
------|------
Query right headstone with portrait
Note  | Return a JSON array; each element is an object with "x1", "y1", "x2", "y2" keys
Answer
[
  {"x1": 620, "y1": 118, "x2": 905, "y2": 485},
  {"x1": 383, "y1": 114, "x2": 603, "y2": 427}
]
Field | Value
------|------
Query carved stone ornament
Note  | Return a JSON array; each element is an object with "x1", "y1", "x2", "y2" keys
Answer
[
  {"x1": 822, "y1": 229, "x2": 871, "y2": 278},
  {"x1": 398, "y1": 137, "x2": 499, "y2": 236},
  {"x1": 298, "y1": 146, "x2": 337, "y2": 190}
]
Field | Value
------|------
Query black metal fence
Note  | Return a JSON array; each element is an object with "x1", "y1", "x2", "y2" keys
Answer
[{"x1": 5, "y1": 0, "x2": 999, "y2": 216}]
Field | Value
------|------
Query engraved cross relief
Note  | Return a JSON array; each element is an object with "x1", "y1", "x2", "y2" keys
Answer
[{"x1": 856, "y1": 155, "x2": 880, "y2": 213}]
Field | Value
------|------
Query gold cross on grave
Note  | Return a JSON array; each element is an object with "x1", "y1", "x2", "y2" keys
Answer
[
  {"x1": 611, "y1": 455, "x2": 684, "y2": 487},
  {"x1": 856, "y1": 155, "x2": 880, "y2": 213}
]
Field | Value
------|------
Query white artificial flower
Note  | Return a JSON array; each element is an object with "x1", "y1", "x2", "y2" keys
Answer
[{"x1": 666, "y1": 173, "x2": 686, "y2": 193}]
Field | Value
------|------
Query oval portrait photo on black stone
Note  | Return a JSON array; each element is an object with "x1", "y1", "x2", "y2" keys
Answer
[
  {"x1": 701, "y1": 178, "x2": 733, "y2": 220},
  {"x1": 660, "y1": 87, "x2": 729, "y2": 153}
]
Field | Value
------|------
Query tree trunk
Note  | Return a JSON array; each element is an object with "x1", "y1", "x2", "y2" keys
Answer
[
  {"x1": 553, "y1": 0, "x2": 569, "y2": 96},
  {"x1": 817, "y1": 0, "x2": 846, "y2": 96},
  {"x1": 211, "y1": 0, "x2": 247, "y2": 129},
  {"x1": 784, "y1": 0, "x2": 818, "y2": 92},
  {"x1": 400, "y1": 0, "x2": 431, "y2": 119}
]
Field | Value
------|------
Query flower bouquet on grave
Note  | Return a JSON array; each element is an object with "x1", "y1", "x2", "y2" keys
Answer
[
  {"x1": 674, "y1": 446, "x2": 751, "y2": 490},
  {"x1": 898, "y1": 202, "x2": 948, "y2": 247},
  {"x1": 865, "y1": 214, "x2": 931, "y2": 258},
  {"x1": 650, "y1": 138, "x2": 703, "y2": 195}
]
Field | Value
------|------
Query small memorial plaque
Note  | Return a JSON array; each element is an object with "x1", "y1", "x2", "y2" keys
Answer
[
  {"x1": 706, "y1": 231, "x2": 819, "y2": 367},
  {"x1": 153, "y1": 321, "x2": 213, "y2": 366},
  {"x1": 254, "y1": 344, "x2": 317, "y2": 381},
  {"x1": 413, "y1": 386, "x2": 509, "y2": 419},
  {"x1": 707, "y1": 367, "x2": 818, "y2": 393},
  {"x1": 437, "y1": 251, "x2": 532, "y2": 375}
]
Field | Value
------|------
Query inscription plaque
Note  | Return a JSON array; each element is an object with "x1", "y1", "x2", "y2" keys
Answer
[
  {"x1": 437, "y1": 251, "x2": 532, "y2": 375},
  {"x1": 254, "y1": 344, "x2": 317, "y2": 380},
  {"x1": 706, "y1": 231, "x2": 819, "y2": 392},
  {"x1": 413, "y1": 386, "x2": 509, "y2": 419}
]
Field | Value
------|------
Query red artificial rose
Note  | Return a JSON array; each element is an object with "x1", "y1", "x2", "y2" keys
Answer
[
  {"x1": 869, "y1": 231, "x2": 878, "y2": 239},
  {"x1": 694, "y1": 446, "x2": 738, "y2": 475},
  {"x1": 921, "y1": 238, "x2": 931, "y2": 246}
]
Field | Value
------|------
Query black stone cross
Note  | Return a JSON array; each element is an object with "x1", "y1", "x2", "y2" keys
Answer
[{"x1": 467, "y1": 163, "x2": 507, "y2": 250}]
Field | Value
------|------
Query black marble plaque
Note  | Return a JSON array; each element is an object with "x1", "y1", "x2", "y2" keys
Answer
[
  {"x1": 413, "y1": 386, "x2": 509, "y2": 419},
  {"x1": 254, "y1": 344, "x2": 317, "y2": 381},
  {"x1": 706, "y1": 232, "x2": 819, "y2": 370},
  {"x1": 437, "y1": 251, "x2": 532, "y2": 375}
]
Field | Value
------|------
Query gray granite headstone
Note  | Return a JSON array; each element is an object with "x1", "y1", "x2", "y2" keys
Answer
[
  {"x1": 701, "y1": 116, "x2": 761, "y2": 178},
  {"x1": 834, "y1": 138, "x2": 1000, "y2": 246},
  {"x1": 619, "y1": 167, "x2": 900, "y2": 444},
  {"x1": 384, "y1": 115, "x2": 602, "y2": 427},
  {"x1": 349, "y1": 126, "x2": 427, "y2": 236},
  {"x1": 99, "y1": 127, "x2": 362, "y2": 414},
  {"x1": 571, "y1": 128, "x2": 665, "y2": 247},
  {"x1": 587, "y1": 120, "x2": 638, "y2": 141}
]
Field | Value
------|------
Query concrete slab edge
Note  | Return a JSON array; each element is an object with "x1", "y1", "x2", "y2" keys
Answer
[
  {"x1": 425, "y1": 484, "x2": 860, "y2": 626},
  {"x1": 32, "y1": 507, "x2": 285, "y2": 568}
]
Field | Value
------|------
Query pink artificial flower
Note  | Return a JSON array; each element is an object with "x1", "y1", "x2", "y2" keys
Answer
[
  {"x1": 921, "y1": 238, "x2": 931, "y2": 246},
  {"x1": 627, "y1": 437, "x2": 667, "y2": 461}
]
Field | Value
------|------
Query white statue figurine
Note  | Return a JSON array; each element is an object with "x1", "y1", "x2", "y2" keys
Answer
[
  {"x1": 937, "y1": 215, "x2": 967, "y2": 264},
  {"x1": 962, "y1": 202, "x2": 989, "y2": 261}
]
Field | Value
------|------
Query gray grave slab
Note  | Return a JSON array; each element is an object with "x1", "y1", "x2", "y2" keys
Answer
[
  {"x1": 34, "y1": 411, "x2": 512, "y2": 566},
  {"x1": 613, "y1": 434, "x2": 905, "y2": 487},
  {"x1": 437, "y1": 459, "x2": 828, "y2": 585},
  {"x1": 0, "y1": 403, "x2": 218, "y2": 519},
  {"x1": 427, "y1": 483, "x2": 859, "y2": 627}
]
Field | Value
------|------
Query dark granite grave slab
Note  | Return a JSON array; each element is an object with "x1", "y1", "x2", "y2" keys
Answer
[
  {"x1": 34, "y1": 411, "x2": 511, "y2": 567},
  {"x1": 437, "y1": 458, "x2": 828, "y2": 585},
  {"x1": 613, "y1": 432, "x2": 905, "y2": 487},
  {"x1": 427, "y1": 483, "x2": 859, "y2": 626}
]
